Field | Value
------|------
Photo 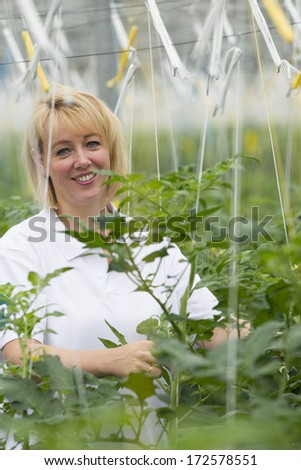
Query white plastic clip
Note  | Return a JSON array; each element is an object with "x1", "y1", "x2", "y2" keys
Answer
[{"x1": 145, "y1": 0, "x2": 188, "y2": 80}]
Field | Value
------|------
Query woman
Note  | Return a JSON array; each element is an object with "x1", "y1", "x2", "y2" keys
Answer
[{"x1": 0, "y1": 86, "x2": 224, "y2": 378}]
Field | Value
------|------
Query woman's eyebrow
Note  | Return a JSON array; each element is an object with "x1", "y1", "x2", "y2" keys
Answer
[
  {"x1": 84, "y1": 133, "x2": 101, "y2": 138},
  {"x1": 52, "y1": 139, "x2": 71, "y2": 149},
  {"x1": 51, "y1": 134, "x2": 101, "y2": 149}
]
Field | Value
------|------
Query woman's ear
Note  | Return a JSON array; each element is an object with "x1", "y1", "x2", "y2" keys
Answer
[{"x1": 31, "y1": 148, "x2": 46, "y2": 176}]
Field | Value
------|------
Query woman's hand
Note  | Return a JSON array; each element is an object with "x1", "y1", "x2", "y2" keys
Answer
[
  {"x1": 199, "y1": 321, "x2": 251, "y2": 350},
  {"x1": 102, "y1": 340, "x2": 162, "y2": 378},
  {"x1": 3, "y1": 338, "x2": 162, "y2": 379}
]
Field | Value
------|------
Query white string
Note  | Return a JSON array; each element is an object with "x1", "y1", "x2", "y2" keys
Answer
[
  {"x1": 147, "y1": 9, "x2": 160, "y2": 182},
  {"x1": 208, "y1": 0, "x2": 227, "y2": 84},
  {"x1": 213, "y1": 46, "x2": 241, "y2": 116},
  {"x1": 129, "y1": 75, "x2": 135, "y2": 177},
  {"x1": 3, "y1": 26, "x2": 27, "y2": 74},
  {"x1": 285, "y1": 95, "x2": 294, "y2": 199},
  {"x1": 28, "y1": 0, "x2": 62, "y2": 80},
  {"x1": 284, "y1": 0, "x2": 301, "y2": 34},
  {"x1": 16, "y1": 0, "x2": 53, "y2": 50},
  {"x1": 283, "y1": 0, "x2": 301, "y2": 57},
  {"x1": 127, "y1": 74, "x2": 135, "y2": 216},
  {"x1": 158, "y1": 37, "x2": 178, "y2": 172},
  {"x1": 223, "y1": 8, "x2": 236, "y2": 46},
  {"x1": 43, "y1": 7, "x2": 62, "y2": 207},
  {"x1": 195, "y1": 97, "x2": 209, "y2": 213},
  {"x1": 110, "y1": 0, "x2": 129, "y2": 49},
  {"x1": 226, "y1": 60, "x2": 241, "y2": 417},
  {"x1": 43, "y1": 89, "x2": 55, "y2": 207},
  {"x1": 252, "y1": 14, "x2": 289, "y2": 246},
  {"x1": 114, "y1": 62, "x2": 137, "y2": 116},
  {"x1": 110, "y1": 0, "x2": 139, "y2": 67},
  {"x1": 188, "y1": 0, "x2": 226, "y2": 78}
]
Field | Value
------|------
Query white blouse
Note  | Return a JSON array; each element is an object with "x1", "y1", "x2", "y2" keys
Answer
[{"x1": 0, "y1": 207, "x2": 219, "y2": 353}]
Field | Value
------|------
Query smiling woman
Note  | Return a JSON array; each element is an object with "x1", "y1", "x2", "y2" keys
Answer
[
  {"x1": 44, "y1": 128, "x2": 111, "y2": 221},
  {"x1": 0, "y1": 85, "x2": 222, "y2": 384},
  {"x1": 25, "y1": 85, "x2": 128, "y2": 216}
]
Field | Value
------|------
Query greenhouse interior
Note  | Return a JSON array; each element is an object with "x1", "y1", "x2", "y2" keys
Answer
[{"x1": 1, "y1": 0, "x2": 301, "y2": 453}]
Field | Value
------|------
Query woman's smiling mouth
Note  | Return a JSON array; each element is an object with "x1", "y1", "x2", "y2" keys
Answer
[{"x1": 72, "y1": 172, "x2": 96, "y2": 184}]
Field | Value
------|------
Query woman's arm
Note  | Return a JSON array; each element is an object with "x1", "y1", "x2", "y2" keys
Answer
[
  {"x1": 3, "y1": 338, "x2": 162, "y2": 378},
  {"x1": 200, "y1": 321, "x2": 251, "y2": 350}
]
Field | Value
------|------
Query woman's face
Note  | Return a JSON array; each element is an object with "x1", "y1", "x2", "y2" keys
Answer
[{"x1": 43, "y1": 124, "x2": 111, "y2": 216}]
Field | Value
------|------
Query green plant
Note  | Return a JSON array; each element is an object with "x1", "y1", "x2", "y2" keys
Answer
[{"x1": 1, "y1": 157, "x2": 301, "y2": 450}]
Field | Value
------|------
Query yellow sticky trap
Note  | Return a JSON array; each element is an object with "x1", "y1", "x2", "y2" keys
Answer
[
  {"x1": 262, "y1": 0, "x2": 294, "y2": 44},
  {"x1": 22, "y1": 30, "x2": 50, "y2": 92},
  {"x1": 293, "y1": 73, "x2": 301, "y2": 90},
  {"x1": 106, "y1": 25, "x2": 137, "y2": 89}
]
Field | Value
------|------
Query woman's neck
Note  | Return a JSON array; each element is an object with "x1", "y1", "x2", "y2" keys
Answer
[{"x1": 56, "y1": 205, "x2": 111, "y2": 233}]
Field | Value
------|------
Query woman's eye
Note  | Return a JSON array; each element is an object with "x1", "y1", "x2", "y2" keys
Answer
[
  {"x1": 86, "y1": 141, "x2": 101, "y2": 148},
  {"x1": 56, "y1": 147, "x2": 70, "y2": 158}
]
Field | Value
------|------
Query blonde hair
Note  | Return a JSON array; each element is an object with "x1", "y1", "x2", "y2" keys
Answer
[{"x1": 24, "y1": 85, "x2": 128, "y2": 208}]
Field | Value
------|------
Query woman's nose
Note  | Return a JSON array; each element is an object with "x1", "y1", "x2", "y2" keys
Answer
[{"x1": 73, "y1": 147, "x2": 91, "y2": 168}]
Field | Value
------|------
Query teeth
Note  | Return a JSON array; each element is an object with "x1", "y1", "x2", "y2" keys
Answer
[{"x1": 76, "y1": 173, "x2": 94, "y2": 182}]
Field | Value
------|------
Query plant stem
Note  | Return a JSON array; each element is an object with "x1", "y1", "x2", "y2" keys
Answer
[
  {"x1": 168, "y1": 242, "x2": 197, "y2": 449},
  {"x1": 168, "y1": 372, "x2": 180, "y2": 449}
]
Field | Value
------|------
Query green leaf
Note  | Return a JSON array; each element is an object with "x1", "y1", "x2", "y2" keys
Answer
[
  {"x1": 27, "y1": 271, "x2": 41, "y2": 286},
  {"x1": 32, "y1": 355, "x2": 79, "y2": 393},
  {"x1": 0, "y1": 293, "x2": 12, "y2": 305},
  {"x1": 122, "y1": 373, "x2": 156, "y2": 403},
  {"x1": 98, "y1": 337, "x2": 119, "y2": 349},
  {"x1": 104, "y1": 320, "x2": 127, "y2": 345},
  {"x1": 136, "y1": 317, "x2": 159, "y2": 337},
  {"x1": 108, "y1": 257, "x2": 134, "y2": 273},
  {"x1": 195, "y1": 205, "x2": 224, "y2": 218},
  {"x1": 0, "y1": 311, "x2": 6, "y2": 331},
  {"x1": 46, "y1": 310, "x2": 65, "y2": 318},
  {"x1": 28, "y1": 268, "x2": 73, "y2": 288},
  {"x1": 156, "y1": 407, "x2": 177, "y2": 421},
  {"x1": 93, "y1": 169, "x2": 115, "y2": 177},
  {"x1": 142, "y1": 247, "x2": 169, "y2": 263},
  {"x1": 156, "y1": 337, "x2": 207, "y2": 374},
  {"x1": 0, "y1": 376, "x2": 63, "y2": 417}
]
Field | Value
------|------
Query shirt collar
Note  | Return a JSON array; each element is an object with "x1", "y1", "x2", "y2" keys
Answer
[
  {"x1": 35, "y1": 206, "x2": 163, "y2": 263},
  {"x1": 38, "y1": 206, "x2": 111, "y2": 261}
]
